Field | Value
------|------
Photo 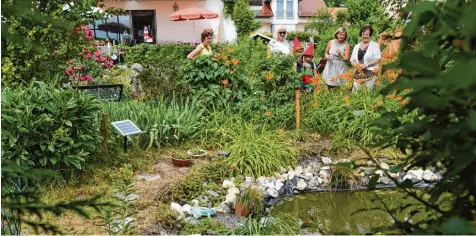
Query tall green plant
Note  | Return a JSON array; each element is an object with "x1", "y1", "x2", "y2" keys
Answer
[
  {"x1": 1, "y1": 82, "x2": 102, "y2": 170},
  {"x1": 232, "y1": 0, "x2": 260, "y2": 38},
  {"x1": 371, "y1": 0, "x2": 476, "y2": 233}
]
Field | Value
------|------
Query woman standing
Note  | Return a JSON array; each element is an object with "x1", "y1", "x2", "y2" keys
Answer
[
  {"x1": 350, "y1": 26, "x2": 382, "y2": 91},
  {"x1": 268, "y1": 25, "x2": 291, "y2": 54},
  {"x1": 322, "y1": 27, "x2": 350, "y2": 88},
  {"x1": 187, "y1": 29, "x2": 214, "y2": 59}
]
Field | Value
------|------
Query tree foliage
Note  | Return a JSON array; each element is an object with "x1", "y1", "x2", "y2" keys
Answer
[
  {"x1": 232, "y1": 0, "x2": 260, "y2": 38},
  {"x1": 373, "y1": 0, "x2": 476, "y2": 233}
]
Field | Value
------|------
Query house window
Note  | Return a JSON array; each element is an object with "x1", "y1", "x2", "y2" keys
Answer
[
  {"x1": 89, "y1": 14, "x2": 131, "y2": 44},
  {"x1": 286, "y1": 0, "x2": 293, "y2": 18},
  {"x1": 276, "y1": 0, "x2": 284, "y2": 18}
]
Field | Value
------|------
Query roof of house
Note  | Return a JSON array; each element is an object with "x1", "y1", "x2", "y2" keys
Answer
[
  {"x1": 256, "y1": 1, "x2": 274, "y2": 17},
  {"x1": 298, "y1": 0, "x2": 327, "y2": 17}
]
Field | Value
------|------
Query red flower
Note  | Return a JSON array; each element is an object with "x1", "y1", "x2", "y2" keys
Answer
[
  {"x1": 100, "y1": 57, "x2": 107, "y2": 63},
  {"x1": 83, "y1": 49, "x2": 89, "y2": 54},
  {"x1": 51, "y1": 51, "x2": 57, "y2": 56},
  {"x1": 68, "y1": 59, "x2": 73, "y2": 64},
  {"x1": 65, "y1": 67, "x2": 73, "y2": 75},
  {"x1": 87, "y1": 53, "x2": 92, "y2": 59}
]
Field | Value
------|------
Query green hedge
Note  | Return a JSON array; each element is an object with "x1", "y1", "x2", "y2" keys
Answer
[{"x1": 1, "y1": 82, "x2": 102, "y2": 170}]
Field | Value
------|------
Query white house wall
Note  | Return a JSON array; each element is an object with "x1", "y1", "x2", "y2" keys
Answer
[{"x1": 102, "y1": 0, "x2": 235, "y2": 43}]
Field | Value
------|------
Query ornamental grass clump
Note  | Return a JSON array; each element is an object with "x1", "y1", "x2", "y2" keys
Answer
[{"x1": 225, "y1": 124, "x2": 298, "y2": 177}]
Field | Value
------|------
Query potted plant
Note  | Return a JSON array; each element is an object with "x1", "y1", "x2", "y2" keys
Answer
[
  {"x1": 187, "y1": 148, "x2": 207, "y2": 158},
  {"x1": 234, "y1": 187, "x2": 264, "y2": 217},
  {"x1": 172, "y1": 153, "x2": 191, "y2": 167}
]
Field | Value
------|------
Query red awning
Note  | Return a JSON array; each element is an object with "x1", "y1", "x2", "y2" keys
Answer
[{"x1": 168, "y1": 7, "x2": 219, "y2": 21}]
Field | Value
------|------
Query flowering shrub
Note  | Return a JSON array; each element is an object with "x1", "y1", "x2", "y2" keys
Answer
[{"x1": 181, "y1": 48, "x2": 249, "y2": 107}]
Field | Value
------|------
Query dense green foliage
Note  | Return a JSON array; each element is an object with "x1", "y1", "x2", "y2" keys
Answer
[
  {"x1": 1, "y1": 83, "x2": 102, "y2": 170},
  {"x1": 371, "y1": 0, "x2": 476, "y2": 233},
  {"x1": 232, "y1": 0, "x2": 261, "y2": 38},
  {"x1": 233, "y1": 213, "x2": 301, "y2": 235},
  {"x1": 1, "y1": 0, "x2": 103, "y2": 87}
]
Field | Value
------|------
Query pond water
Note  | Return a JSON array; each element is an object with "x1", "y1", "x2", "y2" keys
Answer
[{"x1": 271, "y1": 190, "x2": 428, "y2": 234}]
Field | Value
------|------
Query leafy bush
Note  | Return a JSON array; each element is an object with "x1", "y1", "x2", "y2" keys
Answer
[
  {"x1": 124, "y1": 43, "x2": 194, "y2": 99},
  {"x1": 232, "y1": 0, "x2": 260, "y2": 38},
  {"x1": 370, "y1": 0, "x2": 476, "y2": 233},
  {"x1": 181, "y1": 50, "x2": 249, "y2": 107},
  {"x1": 101, "y1": 97, "x2": 203, "y2": 149},
  {"x1": 1, "y1": 82, "x2": 102, "y2": 170},
  {"x1": 225, "y1": 123, "x2": 298, "y2": 177},
  {"x1": 236, "y1": 187, "x2": 265, "y2": 217}
]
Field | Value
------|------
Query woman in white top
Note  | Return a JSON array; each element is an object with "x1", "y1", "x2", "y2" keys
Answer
[
  {"x1": 268, "y1": 25, "x2": 291, "y2": 54},
  {"x1": 350, "y1": 26, "x2": 382, "y2": 92},
  {"x1": 322, "y1": 27, "x2": 350, "y2": 88}
]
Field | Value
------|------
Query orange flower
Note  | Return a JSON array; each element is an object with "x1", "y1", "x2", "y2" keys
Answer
[
  {"x1": 377, "y1": 100, "x2": 383, "y2": 105},
  {"x1": 222, "y1": 54, "x2": 228, "y2": 60},
  {"x1": 387, "y1": 94, "x2": 396, "y2": 99},
  {"x1": 344, "y1": 95, "x2": 351, "y2": 104},
  {"x1": 264, "y1": 111, "x2": 272, "y2": 116},
  {"x1": 396, "y1": 96, "x2": 403, "y2": 101},
  {"x1": 232, "y1": 58, "x2": 239, "y2": 65},
  {"x1": 404, "y1": 89, "x2": 410, "y2": 93},
  {"x1": 375, "y1": 80, "x2": 381, "y2": 86},
  {"x1": 214, "y1": 53, "x2": 220, "y2": 60},
  {"x1": 225, "y1": 60, "x2": 230, "y2": 66},
  {"x1": 221, "y1": 79, "x2": 229, "y2": 86},
  {"x1": 401, "y1": 100, "x2": 408, "y2": 106},
  {"x1": 337, "y1": 73, "x2": 344, "y2": 79},
  {"x1": 313, "y1": 102, "x2": 319, "y2": 108},
  {"x1": 226, "y1": 47, "x2": 234, "y2": 53},
  {"x1": 355, "y1": 64, "x2": 363, "y2": 71},
  {"x1": 266, "y1": 72, "x2": 273, "y2": 80},
  {"x1": 330, "y1": 77, "x2": 335, "y2": 82}
]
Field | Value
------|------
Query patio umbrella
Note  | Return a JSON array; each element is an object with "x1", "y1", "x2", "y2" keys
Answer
[{"x1": 168, "y1": 7, "x2": 219, "y2": 43}]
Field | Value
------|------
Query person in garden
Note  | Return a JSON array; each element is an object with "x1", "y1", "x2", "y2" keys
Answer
[
  {"x1": 293, "y1": 36, "x2": 304, "y2": 69},
  {"x1": 350, "y1": 26, "x2": 381, "y2": 91},
  {"x1": 322, "y1": 27, "x2": 350, "y2": 88},
  {"x1": 267, "y1": 25, "x2": 291, "y2": 55},
  {"x1": 297, "y1": 43, "x2": 317, "y2": 92},
  {"x1": 187, "y1": 29, "x2": 213, "y2": 59}
]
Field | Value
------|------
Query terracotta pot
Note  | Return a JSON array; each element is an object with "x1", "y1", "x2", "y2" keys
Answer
[
  {"x1": 172, "y1": 158, "x2": 191, "y2": 167},
  {"x1": 234, "y1": 204, "x2": 251, "y2": 217}
]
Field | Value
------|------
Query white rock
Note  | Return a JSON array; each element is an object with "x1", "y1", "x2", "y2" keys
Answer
[
  {"x1": 257, "y1": 176, "x2": 267, "y2": 185},
  {"x1": 228, "y1": 187, "x2": 240, "y2": 195},
  {"x1": 245, "y1": 176, "x2": 255, "y2": 183},
  {"x1": 239, "y1": 181, "x2": 252, "y2": 191},
  {"x1": 321, "y1": 156, "x2": 333, "y2": 164},
  {"x1": 318, "y1": 177, "x2": 323, "y2": 184},
  {"x1": 389, "y1": 172, "x2": 400, "y2": 179},
  {"x1": 375, "y1": 170, "x2": 385, "y2": 177},
  {"x1": 171, "y1": 202, "x2": 184, "y2": 214},
  {"x1": 191, "y1": 199, "x2": 199, "y2": 206},
  {"x1": 295, "y1": 166, "x2": 303, "y2": 175},
  {"x1": 407, "y1": 169, "x2": 424, "y2": 180},
  {"x1": 222, "y1": 180, "x2": 235, "y2": 189},
  {"x1": 287, "y1": 170, "x2": 295, "y2": 180},
  {"x1": 403, "y1": 174, "x2": 413, "y2": 182},
  {"x1": 267, "y1": 188, "x2": 279, "y2": 198},
  {"x1": 380, "y1": 163, "x2": 390, "y2": 170},
  {"x1": 422, "y1": 170, "x2": 438, "y2": 182},
  {"x1": 319, "y1": 170, "x2": 330, "y2": 186},
  {"x1": 279, "y1": 174, "x2": 288, "y2": 182},
  {"x1": 303, "y1": 165, "x2": 313, "y2": 174},
  {"x1": 275, "y1": 179, "x2": 284, "y2": 190},
  {"x1": 182, "y1": 204, "x2": 191, "y2": 214},
  {"x1": 279, "y1": 166, "x2": 287, "y2": 174},
  {"x1": 225, "y1": 193, "x2": 236, "y2": 204},
  {"x1": 320, "y1": 166, "x2": 330, "y2": 170},
  {"x1": 265, "y1": 181, "x2": 275, "y2": 189},
  {"x1": 305, "y1": 173, "x2": 313, "y2": 178},
  {"x1": 308, "y1": 177, "x2": 320, "y2": 190},
  {"x1": 379, "y1": 176, "x2": 392, "y2": 185},
  {"x1": 297, "y1": 179, "x2": 307, "y2": 190},
  {"x1": 299, "y1": 174, "x2": 311, "y2": 181}
]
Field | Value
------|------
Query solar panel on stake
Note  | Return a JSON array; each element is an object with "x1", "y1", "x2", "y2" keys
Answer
[{"x1": 111, "y1": 120, "x2": 143, "y2": 152}]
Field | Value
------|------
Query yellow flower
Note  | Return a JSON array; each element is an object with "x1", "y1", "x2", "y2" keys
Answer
[
  {"x1": 266, "y1": 72, "x2": 273, "y2": 80},
  {"x1": 344, "y1": 95, "x2": 351, "y2": 103}
]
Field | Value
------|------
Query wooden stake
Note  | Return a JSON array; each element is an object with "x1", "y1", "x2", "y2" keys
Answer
[
  {"x1": 101, "y1": 112, "x2": 109, "y2": 156},
  {"x1": 295, "y1": 89, "x2": 301, "y2": 129}
]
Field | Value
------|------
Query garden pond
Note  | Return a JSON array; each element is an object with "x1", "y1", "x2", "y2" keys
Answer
[{"x1": 271, "y1": 190, "x2": 429, "y2": 234}]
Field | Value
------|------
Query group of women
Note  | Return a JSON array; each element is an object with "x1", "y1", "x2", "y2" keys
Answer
[{"x1": 187, "y1": 25, "x2": 381, "y2": 92}]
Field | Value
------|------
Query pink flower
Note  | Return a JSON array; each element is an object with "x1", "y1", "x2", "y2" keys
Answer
[
  {"x1": 87, "y1": 53, "x2": 92, "y2": 59},
  {"x1": 71, "y1": 74, "x2": 77, "y2": 79},
  {"x1": 83, "y1": 49, "x2": 89, "y2": 54},
  {"x1": 51, "y1": 51, "x2": 57, "y2": 56},
  {"x1": 65, "y1": 67, "x2": 73, "y2": 75},
  {"x1": 94, "y1": 51, "x2": 101, "y2": 58},
  {"x1": 68, "y1": 59, "x2": 73, "y2": 64},
  {"x1": 81, "y1": 25, "x2": 91, "y2": 31},
  {"x1": 85, "y1": 75, "x2": 92, "y2": 81},
  {"x1": 100, "y1": 57, "x2": 107, "y2": 63},
  {"x1": 73, "y1": 66, "x2": 84, "y2": 71}
]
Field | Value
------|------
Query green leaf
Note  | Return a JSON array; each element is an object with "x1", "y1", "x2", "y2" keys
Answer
[
  {"x1": 399, "y1": 52, "x2": 440, "y2": 76},
  {"x1": 65, "y1": 120, "x2": 72, "y2": 127}
]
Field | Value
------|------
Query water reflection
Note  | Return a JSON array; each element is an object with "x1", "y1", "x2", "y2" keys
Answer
[{"x1": 271, "y1": 190, "x2": 428, "y2": 234}]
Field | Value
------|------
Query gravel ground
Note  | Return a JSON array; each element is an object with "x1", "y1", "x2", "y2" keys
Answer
[{"x1": 213, "y1": 212, "x2": 243, "y2": 229}]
